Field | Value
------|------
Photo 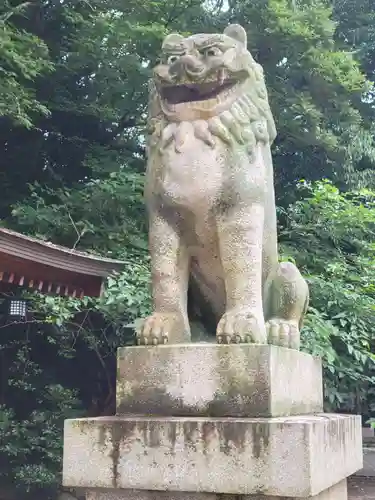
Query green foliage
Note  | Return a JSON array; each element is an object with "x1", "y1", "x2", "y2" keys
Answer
[
  {"x1": 100, "y1": 260, "x2": 152, "y2": 327},
  {"x1": 12, "y1": 167, "x2": 147, "y2": 256},
  {"x1": 0, "y1": 384, "x2": 81, "y2": 490},
  {"x1": 0, "y1": 257, "x2": 152, "y2": 496},
  {"x1": 226, "y1": 0, "x2": 375, "y2": 195},
  {"x1": 0, "y1": 325, "x2": 82, "y2": 497},
  {"x1": 333, "y1": 0, "x2": 375, "y2": 82},
  {"x1": 0, "y1": 2, "x2": 52, "y2": 127},
  {"x1": 280, "y1": 181, "x2": 375, "y2": 413}
]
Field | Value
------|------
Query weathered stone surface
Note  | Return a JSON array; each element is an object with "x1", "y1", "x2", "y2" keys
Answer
[
  {"x1": 84, "y1": 480, "x2": 347, "y2": 499},
  {"x1": 86, "y1": 492, "x2": 217, "y2": 500},
  {"x1": 138, "y1": 24, "x2": 309, "y2": 348},
  {"x1": 63, "y1": 414, "x2": 362, "y2": 497},
  {"x1": 245, "y1": 480, "x2": 348, "y2": 499},
  {"x1": 116, "y1": 344, "x2": 323, "y2": 418}
]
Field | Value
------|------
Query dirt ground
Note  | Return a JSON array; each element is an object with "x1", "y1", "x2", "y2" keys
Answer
[{"x1": 349, "y1": 477, "x2": 375, "y2": 499}]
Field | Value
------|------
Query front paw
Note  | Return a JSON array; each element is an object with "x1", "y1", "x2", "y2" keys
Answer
[
  {"x1": 136, "y1": 312, "x2": 188, "y2": 346},
  {"x1": 266, "y1": 318, "x2": 300, "y2": 350},
  {"x1": 216, "y1": 308, "x2": 267, "y2": 344}
]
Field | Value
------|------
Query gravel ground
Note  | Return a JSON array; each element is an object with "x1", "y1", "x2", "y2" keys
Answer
[{"x1": 349, "y1": 477, "x2": 375, "y2": 499}]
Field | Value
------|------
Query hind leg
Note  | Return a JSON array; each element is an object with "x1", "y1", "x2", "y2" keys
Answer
[{"x1": 265, "y1": 262, "x2": 309, "y2": 350}]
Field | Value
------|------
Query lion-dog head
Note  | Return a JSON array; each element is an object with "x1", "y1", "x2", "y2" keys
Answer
[{"x1": 148, "y1": 24, "x2": 276, "y2": 155}]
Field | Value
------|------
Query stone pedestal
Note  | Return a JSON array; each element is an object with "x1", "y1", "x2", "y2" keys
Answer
[
  {"x1": 62, "y1": 345, "x2": 363, "y2": 499},
  {"x1": 85, "y1": 481, "x2": 348, "y2": 500},
  {"x1": 116, "y1": 345, "x2": 323, "y2": 417}
]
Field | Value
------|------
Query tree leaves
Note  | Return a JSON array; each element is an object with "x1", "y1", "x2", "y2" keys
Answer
[{"x1": 280, "y1": 180, "x2": 375, "y2": 413}]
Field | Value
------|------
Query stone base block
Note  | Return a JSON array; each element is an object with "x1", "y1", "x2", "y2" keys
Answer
[
  {"x1": 116, "y1": 344, "x2": 323, "y2": 417},
  {"x1": 85, "y1": 480, "x2": 347, "y2": 499},
  {"x1": 63, "y1": 414, "x2": 362, "y2": 497}
]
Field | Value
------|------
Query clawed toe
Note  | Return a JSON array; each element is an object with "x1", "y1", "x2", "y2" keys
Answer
[
  {"x1": 136, "y1": 312, "x2": 189, "y2": 345},
  {"x1": 266, "y1": 318, "x2": 300, "y2": 350},
  {"x1": 216, "y1": 308, "x2": 267, "y2": 345},
  {"x1": 136, "y1": 313, "x2": 171, "y2": 346}
]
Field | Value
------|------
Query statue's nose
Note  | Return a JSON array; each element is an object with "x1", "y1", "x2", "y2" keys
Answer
[{"x1": 170, "y1": 55, "x2": 205, "y2": 79}]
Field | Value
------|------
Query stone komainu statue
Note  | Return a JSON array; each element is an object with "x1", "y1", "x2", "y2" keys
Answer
[{"x1": 137, "y1": 24, "x2": 309, "y2": 349}]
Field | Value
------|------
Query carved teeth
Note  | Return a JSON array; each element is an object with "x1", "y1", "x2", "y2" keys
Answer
[
  {"x1": 196, "y1": 98, "x2": 217, "y2": 109},
  {"x1": 218, "y1": 69, "x2": 225, "y2": 85}
]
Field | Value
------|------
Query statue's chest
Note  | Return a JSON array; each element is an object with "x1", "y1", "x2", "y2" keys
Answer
[{"x1": 157, "y1": 138, "x2": 230, "y2": 210}]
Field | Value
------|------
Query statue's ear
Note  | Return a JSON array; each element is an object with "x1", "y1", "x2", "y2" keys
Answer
[
  {"x1": 162, "y1": 33, "x2": 184, "y2": 50},
  {"x1": 224, "y1": 24, "x2": 247, "y2": 46}
]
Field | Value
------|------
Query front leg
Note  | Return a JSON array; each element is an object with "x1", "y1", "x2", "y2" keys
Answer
[
  {"x1": 137, "y1": 209, "x2": 190, "y2": 346},
  {"x1": 216, "y1": 203, "x2": 267, "y2": 344}
]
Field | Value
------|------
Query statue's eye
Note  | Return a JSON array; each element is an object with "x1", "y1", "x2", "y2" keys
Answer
[
  {"x1": 167, "y1": 55, "x2": 179, "y2": 64},
  {"x1": 203, "y1": 47, "x2": 221, "y2": 57}
]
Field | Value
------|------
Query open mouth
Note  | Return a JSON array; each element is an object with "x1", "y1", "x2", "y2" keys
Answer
[{"x1": 160, "y1": 80, "x2": 236, "y2": 105}]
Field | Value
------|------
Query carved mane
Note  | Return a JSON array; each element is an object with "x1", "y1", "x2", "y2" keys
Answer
[{"x1": 147, "y1": 33, "x2": 277, "y2": 158}]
